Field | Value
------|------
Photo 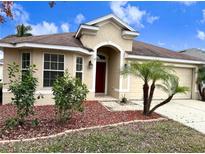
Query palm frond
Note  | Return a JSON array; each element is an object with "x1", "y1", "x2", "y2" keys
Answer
[
  {"x1": 175, "y1": 86, "x2": 189, "y2": 94},
  {"x1": 157, "y1": 74, "x2": 189, "y2": 96},
  {"x1": 156, "y1": 84, "x2": 170, "y2": 94}
]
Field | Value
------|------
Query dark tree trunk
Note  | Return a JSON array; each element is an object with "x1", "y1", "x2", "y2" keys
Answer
[
  {"x1": 143, "y1": 81, "x2": 149, "y2": 115},
  {"x1": 148, "y1": 94, "x2": 174, "y2": 115},
  {"x1": 147, "y1": 81, "x2": 155, "y2": 114},
  {"x1": 198, "y1": 83, "x2": 202, "y2": 97},
  {"x1": 202, "y1": 88, "x2": 205, "y2": 101},
  {"x1": 198, "y1": 83, "x2": 205, "y2": 101}
]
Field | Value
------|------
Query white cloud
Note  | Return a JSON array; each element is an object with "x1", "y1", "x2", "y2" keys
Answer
[
  {"x1": 197, "y1": 30, "x2": 205, "y2": 40},
  {"x1": 30, "y1": 21, "x2": 58, "y2": 35},
  {"x1": 200, "y1": 9, "x2": 205, "y2": 23},
  {"x1": 61, "y1": 23, "x2": 70, "y2": 32},
  {"x1": 75, "y1": 13, "x2": 85, "y2": 24},
  {"x1": 146, "y1": 14, "x2": 159, "y2": 24},
  {"x1": 12, "y1": 3, "x2": 29, "y2": 24},
  {"x1": 110, "y1": 1, "x2": 146, "y2": 28},
  {"x1": 110, "y1": 1, "x2": 159, "y2": 28},
  {"x1": 179, "y1": 1, "x2": 197, "y2": 6}
]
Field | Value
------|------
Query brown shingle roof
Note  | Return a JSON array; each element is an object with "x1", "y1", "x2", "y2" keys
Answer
[
  {"x1": 127, "y1": 41, "x2": 203, "y2": 61},
  {"x1": 0, "y1": 32, "x2": 203, "y2": 62},
  {"x1": 0, "y1": 32, "x2": 84, "y2": 48}
]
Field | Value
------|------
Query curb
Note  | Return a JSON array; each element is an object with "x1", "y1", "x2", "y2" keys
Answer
[{"x1": 0, "y1": 117, "x2": 167, "y2": 144}]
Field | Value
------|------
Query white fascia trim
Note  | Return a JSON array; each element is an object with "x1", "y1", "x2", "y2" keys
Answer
[
  {"x1": 122, "y1": 30, "x2": 139, "y2": 37},
  {"x1": 126, "y1": 54, "x2": 205, "y2": 65},
  {"x1": 75, "y1": 25, "x2": 99, "y2": 38},
  {"x1": 86, "y1": 14, "x2": 136, "y2": 32},
  {"x1": 0, "y1": 43, "x2": 93, "y2": 55}
]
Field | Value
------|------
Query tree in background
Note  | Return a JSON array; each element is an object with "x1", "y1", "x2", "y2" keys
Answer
[
  {"x1": 197, "y1": 66, "x2": 205, "y2": 101},
  {"x1": 16, "y1": 24, "x2": 32, "y2": 37},
  {"x1": 0, "y1": 1, "x2": 55, "y2": 24},
  {"x1": 0, "y1": 2, "x2": 13, "y2": 23}
]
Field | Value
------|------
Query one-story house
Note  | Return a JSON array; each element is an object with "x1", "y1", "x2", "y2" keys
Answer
[{"x1": 0, "y1": 14, "x2": 204, "y2": 105}]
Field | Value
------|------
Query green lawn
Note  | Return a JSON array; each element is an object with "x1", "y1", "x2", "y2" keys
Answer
[{"x1": 0, "y1": 120, "x2": 205, "y2": 153}]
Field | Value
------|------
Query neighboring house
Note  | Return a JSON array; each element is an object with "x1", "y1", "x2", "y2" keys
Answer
[
  {"x1": 0, "y1": 14, "x2": 204, "y2": 105},
  {"x1": 180, "y1": 48, "x2": 205, "y2": 61},
  {"x1": 0, "y1": 59, "x2": 3, "y2": 83}
]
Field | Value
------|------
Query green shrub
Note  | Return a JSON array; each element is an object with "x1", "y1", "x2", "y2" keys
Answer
[
  {"x1": 7, "y1": 62, "x2": 38, "y2": 123},
  {"x1": 52, "y1": 71, "x2": 89, "y2": 122},
  {"x1": 31, "y1": 119, "x2": 39, "y2": 127},
  {"x1": 5, "y1": 117, "x2": 20, "y2": 129},
  {"x1": 120, "y1": 95, "x2": 128, "y2": 104}
]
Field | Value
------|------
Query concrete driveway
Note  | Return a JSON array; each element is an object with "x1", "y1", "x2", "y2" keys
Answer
[
  {"x1": 133, "y1": 100, "x2": 205, "y2": 134},
  {"x1": 100, "y1": 99, "x2": 205, "y2": 134}
]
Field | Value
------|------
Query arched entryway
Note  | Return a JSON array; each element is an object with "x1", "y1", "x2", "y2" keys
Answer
[{"x1": 95, "y1": 46, "x2": 121, "y2": 98}]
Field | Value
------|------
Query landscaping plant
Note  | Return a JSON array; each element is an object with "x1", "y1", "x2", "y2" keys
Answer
[
  {"x1": 197, "y1": 66, "x2": 205, "y2": 101},
  {"x1": 122, "y1": 61, "x2": 189, "y2": 115},
  {"x1": 52, "y1": 71, "x2": 89, "y2": 122},
  {"x1": 7, "y1": 62, "x2": 38, "y2": 125},
  {"x1": 120, "y1": 94, "x2": 128, "y2": 104},
  {"x1": 148, "y1": 75, "x2": 189, "y2": 114}
]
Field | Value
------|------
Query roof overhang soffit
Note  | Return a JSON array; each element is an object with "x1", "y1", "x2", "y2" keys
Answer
[{"x1": 75, "y1": 25, "x2": 99, "y2": 38}]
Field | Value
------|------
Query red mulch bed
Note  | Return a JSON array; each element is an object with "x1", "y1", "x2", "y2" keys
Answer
[{"x1": 0, "y1": 101, "x2": 161, "y2": 140}]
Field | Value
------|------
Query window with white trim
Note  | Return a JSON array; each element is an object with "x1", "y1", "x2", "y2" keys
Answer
[
  {"x1": 76, "y1": 57, "x2": 83, "y2": 81},
  {"x1": 21, "y1": 52, "x2": 30, "y2": 76},
  {"x1": 43, "y1": 53, "x2": 64, "y2": 87}
]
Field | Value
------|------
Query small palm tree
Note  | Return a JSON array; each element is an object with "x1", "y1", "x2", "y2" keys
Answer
[
  {"x1": 122, "y1": 61, "x2": 173, "y2": 115},
  {"x1": 122, "y1": 61, "x2": 188, "y2": 116},
  {"x1": 197, "y1": 66, "x2": 205, "y2": 101},
  {"x1": 148, "y1": 75, "x2": 189, "y2": 114},
  {"x1": 16, "y1": 24, "x2": 32, "y2": 37}
]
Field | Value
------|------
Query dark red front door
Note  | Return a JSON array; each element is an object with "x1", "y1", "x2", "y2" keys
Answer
[{"x1": 95, "y1": 62, "x2": 106, "y2": 93}]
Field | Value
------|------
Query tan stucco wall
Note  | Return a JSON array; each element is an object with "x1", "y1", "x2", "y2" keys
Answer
[
  {"x1": 80, "y1": 21, "x2": 133, "y2": 51},
  {"x1": 2, "y1": 48, "x2": 94, "y2": 105},
  {"x1": 79, "y1": 20, "x2": 134, "y2": 98}
]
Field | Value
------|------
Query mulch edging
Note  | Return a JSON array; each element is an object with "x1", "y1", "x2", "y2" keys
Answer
[
  {"x1": 0, "y1": 101, "x2": 162, "y2": 142},
  {"x1": 0, "y1": 117, "x2": 167, "y2": 144}
]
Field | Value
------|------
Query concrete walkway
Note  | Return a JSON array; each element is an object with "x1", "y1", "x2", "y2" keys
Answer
[{"x1": 100, "y1": 100, "x2": 205, "y2": 134}]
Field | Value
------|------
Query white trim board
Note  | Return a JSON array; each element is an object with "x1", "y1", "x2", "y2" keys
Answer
[
  {"x1": 0, "y1": 43, "x2": 93, "y2": 55},
  {"x1": 126, "y1": 54, "x2": 205, "y2": 65}
]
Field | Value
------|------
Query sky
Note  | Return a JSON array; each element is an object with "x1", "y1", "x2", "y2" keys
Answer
[{"x1": 1, "y1": 1, "x2": 205, "y2": 55}]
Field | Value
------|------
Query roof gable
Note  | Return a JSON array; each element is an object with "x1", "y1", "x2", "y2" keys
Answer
[{"x1": 86, "y1": 14, "x2": 136, "y2": 32}]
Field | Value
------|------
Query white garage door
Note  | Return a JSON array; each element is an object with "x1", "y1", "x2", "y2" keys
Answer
[
  {"x1": 173, "y1": 67, "x2": 193, "y2": 99},
  {"x1": 153, "y1": 67, "x2": 193, "y2": 99}
]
